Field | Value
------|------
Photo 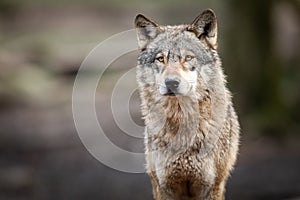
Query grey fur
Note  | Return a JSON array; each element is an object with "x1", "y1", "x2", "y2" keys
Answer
[{"x1": 135, "y1": 9, "x2": 240, "y2": 200}]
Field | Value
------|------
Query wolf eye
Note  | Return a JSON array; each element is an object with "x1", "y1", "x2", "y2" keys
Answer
[
  {"x1": 156, "y1": 56, "x2": 164, "y2": 63},
  {"x1": 185, "y1": 55, "x2": 194, "y2": 62}
]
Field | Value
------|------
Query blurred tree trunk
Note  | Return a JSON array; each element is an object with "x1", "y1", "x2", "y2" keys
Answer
[
  {"x1": 225, "y1": 0, "x2": 286, "y2": 134},
  {"x1": 0, "y1": 0, "x2": 21, "y2": 29}
]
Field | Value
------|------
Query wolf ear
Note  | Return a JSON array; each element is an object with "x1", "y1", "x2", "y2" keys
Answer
[
  {"x1": 134, "y1": 14, "x2": 161, "y2": 49},
  {"x1": 187, "y1": 9, "x2": 218, "y2": 49}
]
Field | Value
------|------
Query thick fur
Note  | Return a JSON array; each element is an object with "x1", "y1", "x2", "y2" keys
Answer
[{"x1": 135, "y1": 9, "x2": 240, "y2": 200}]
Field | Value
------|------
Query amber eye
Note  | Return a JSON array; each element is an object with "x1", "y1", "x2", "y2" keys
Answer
[
  {"x1": 185, "y1": 55, "x2": 194, "y2": 61},
  {"x1": 156, "y1": 56, "x2": 164, "y2": 63}
]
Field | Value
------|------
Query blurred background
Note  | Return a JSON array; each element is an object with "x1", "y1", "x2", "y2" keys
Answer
[{"x1": 0, "y1": 0, "x2": 299, "y2": 199}]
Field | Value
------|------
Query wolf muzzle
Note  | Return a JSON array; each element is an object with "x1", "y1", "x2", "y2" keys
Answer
[{"x1": 165, "y1": 78, "x2": 180, "y2": 95}]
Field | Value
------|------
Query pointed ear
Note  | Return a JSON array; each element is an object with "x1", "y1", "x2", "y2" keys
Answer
[
  {"x1": 187, "y1": 9, "x2": 218, "y2": 49},
  {"x1": 134, "y1": 14, "x2": 161, "y2": 49}
]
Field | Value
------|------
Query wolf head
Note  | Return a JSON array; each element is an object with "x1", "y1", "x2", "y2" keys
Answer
[{"x1": 135, "y1": 9, "x2": 225, "y2": 102}]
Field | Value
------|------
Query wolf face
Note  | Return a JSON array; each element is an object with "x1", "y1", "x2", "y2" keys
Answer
[
  {"x1": 149, "y1": 48, "x2": 198, "y2": 96},
  {"x1": 135, "y1": 10, "x2": 220, "y2": 99}
]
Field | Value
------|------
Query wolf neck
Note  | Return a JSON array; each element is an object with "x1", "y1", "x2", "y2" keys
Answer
[
  {"x1": 164, "y1": 97, "x2": 200, "y2": 132},
  {"x1": 144, "y1": 95, "x2": 202, "y2": 136},
  {"x1": 142, "y1": 85, "x2": 228, "y2": 139}
]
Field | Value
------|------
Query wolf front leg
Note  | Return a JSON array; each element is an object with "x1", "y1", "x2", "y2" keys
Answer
[
  {"x1": 208, "y1": 180, "x2": 226, "y2": 200},
  {"x1": 149, "y1": 171, "x2": 163, "y2": 200}
]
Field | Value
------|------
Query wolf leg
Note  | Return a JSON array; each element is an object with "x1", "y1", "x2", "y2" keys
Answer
[
  {"x1": 208, "y1": 180, "x2": 226, "y2": 200},
  {"x1": 149, "y1": 170, "x2": 162, "y2": 200}
]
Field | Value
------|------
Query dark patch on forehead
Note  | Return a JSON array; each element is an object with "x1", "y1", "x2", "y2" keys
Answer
[{"x1": 167, "y1": 50, "x2": 171, "y2": 61}]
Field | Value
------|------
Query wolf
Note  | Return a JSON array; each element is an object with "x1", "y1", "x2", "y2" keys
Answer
[{"x1": 134, "y1": 9, "x2": 240, "y2": 200}]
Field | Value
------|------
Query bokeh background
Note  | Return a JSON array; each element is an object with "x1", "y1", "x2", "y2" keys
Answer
[{"x1": 1, "y1": 0, "x2": 300, "y2": 199}]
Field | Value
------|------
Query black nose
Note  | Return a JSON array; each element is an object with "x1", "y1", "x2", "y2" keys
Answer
[{"x1": 165, "y1": 78, "x2": 180, "y2": 91}]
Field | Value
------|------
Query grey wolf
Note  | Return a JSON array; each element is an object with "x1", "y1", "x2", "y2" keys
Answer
[{"x1": 134, "y1": 9, "x2": 240, "y2": 200}]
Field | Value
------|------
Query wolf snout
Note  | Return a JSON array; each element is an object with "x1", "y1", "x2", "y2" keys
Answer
[{"x1": 165, "y1": 78, "x2": 180, "y2": 93}]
